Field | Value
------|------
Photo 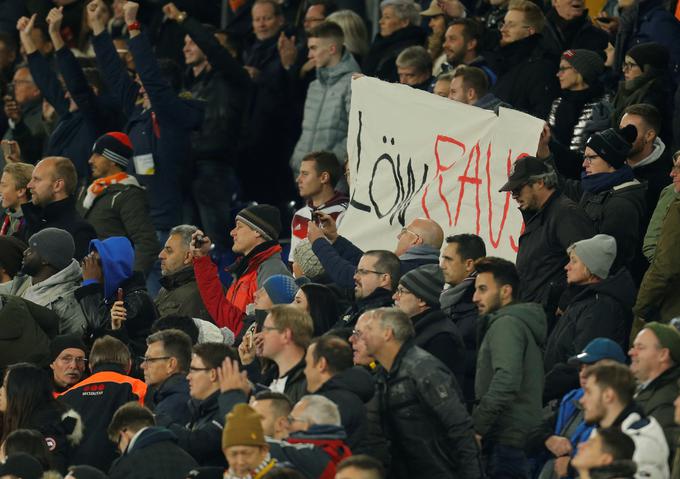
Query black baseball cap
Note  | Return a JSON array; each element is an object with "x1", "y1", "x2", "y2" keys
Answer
[{"x1": 499, "y1": 156, "x2": 551, "y2": 192}]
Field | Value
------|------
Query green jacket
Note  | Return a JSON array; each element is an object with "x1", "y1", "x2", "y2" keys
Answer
[
  {"x1": 635, "y1": 198, "x2": 680, "y2": 323},
  {"x1": 473, "y1": 302, "x2": 546, "y2": 448},
  {"x1": 635, "y1": 366, "x2": 680, "y2": 457},
  {"x1": 643, "y1": 185, "x2": 679, "y2": 263}
]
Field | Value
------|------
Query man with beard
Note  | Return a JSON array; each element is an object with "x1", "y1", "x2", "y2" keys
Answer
[{"x1": 442, "y1": 18, "x2": 496, "y2": 84}]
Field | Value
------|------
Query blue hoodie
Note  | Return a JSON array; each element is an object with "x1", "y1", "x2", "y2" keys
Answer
[{"x1": 89, "y1": 237, "x2": 134, "y2": 300}]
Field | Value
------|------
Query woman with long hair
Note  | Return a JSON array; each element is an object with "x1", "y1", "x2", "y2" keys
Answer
[{"x1": 292, "y1": 283, "x2": 340, "y2": 335}]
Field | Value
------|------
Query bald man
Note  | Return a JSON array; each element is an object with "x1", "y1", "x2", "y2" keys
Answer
[
  {"x1": 307, "y1": 215, "x2": 444, "y2": 288},
  {"x1": 22, "y1": 157, "x2": 96, "y2": 260}
]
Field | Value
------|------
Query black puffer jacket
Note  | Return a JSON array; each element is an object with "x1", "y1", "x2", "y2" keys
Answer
[
  {"x1": 363, "y1": 25, "x2": 427, "y2": 83},
  {"x1": 543, "y1": 268, "x2": 635, "y2": 403},
  {"x1": 316, "y1": 366, "x2": 374, "y2": 453},
  {"x1": 377, "y1": 341, "x2": 483, "y2": 479}
]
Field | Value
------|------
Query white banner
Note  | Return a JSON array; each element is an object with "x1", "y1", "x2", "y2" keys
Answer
[{"x1": 338, "y1": 76, "x2": 545, "y2": 260}]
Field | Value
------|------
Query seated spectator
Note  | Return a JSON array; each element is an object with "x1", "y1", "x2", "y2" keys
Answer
[
  {"x1": 292, "y1": 239, "x2": 330, "y2": 282},
  {"x1": 156, "y1": 224, "x2": 210, "y2": 322},
  {"x1": 540, "y1": 0, "x2": 608, "y2": 58},
  {"x1": 354, "y1": 307, "x2": 482, "y2": 479},
  {"x1": 308, "y1": 215, "x2": 443, "y2": 288},
  {"x1": 335, "y1": 455, "x2": 386, "y2": 479},
  {"x1": 538, "y1": 338, "x2": 627, "y2": 479},
  {"x1": 289, "y1": 152, "x2": 348, "y2": 264},
  {"x1": 77, "y1": 132, "x2": 160, "y2": 274},
  {"x1": 0, "y1": 363, "x2": 82, "y2": 473},
  {"x1": 543, "y1": 235, "x2": 634, "y2": 403},
  {"x1": 156, "y1": 342, "x2": 236, "y2": 467},
  {"x1": 548, "y1": 50, "x2": 608, "y2": 179},
  {"x1": 0, "y1": 162, "x2": 33, "y2": 237},
  {"x1": 0, "y1": 453, "x2": 44, "y2": 479},
  {"x1": 442, "y1": 19, "x2": 496, "y2": 84},
  {"x1": 0, "y1": 227, "x2": 86, "y2": 334},
  {"x1": 191, "y1": 204, "x2": 291, "y2": 336},
  {"x1": 580, "y1": 361, "x2": 669, "y2": 479},
  {"x1": 486, "y1": 0, "x2": 559, "y2": 119},
  {"x1": 0, "y1": 293, "x2": 58, "y2": 368},
  {"x1": 394, "y1": 264, "x2": 465, "y2": 387},
  {"x1": 571, "y1": 428, "x2": 637, "y2": 479},
  {"x1": 59, "y1": 335, "x2": 147, "y2": 472},
  {"x1": 420, "y1": 1, "x2": 447, "y2": 76},
  {"x1": 107, "y1": 402, "x2": 198, "y2": 479},
  {"x1": 2, "y1": 429, "x2": 53, "y2": 471},
  {"x1": 363, "y1": 0, "x2": 426, "y2": 83},
  {"x1": 0, "y1": 236, "x2": 26, "y2": 283},
  {"x1": 439, "y1": 233, "x2": 486, "y2": 409},
  {"x1": 77, "y1": 236, "x2": 157, "y2": 359},
  {"x1": 289, "y1": 22, "x2": 360, "y2": 175},
  {"x1": 49, "y1": 334, "x2": 88, "y2": 395},
  {"x1": 22, "y1": 157, "x2": 96, "y2": 260},
  {"x1": 239, "y1": 305, "x2": 312, "y2": 404},
  {"x1": 448, "y1": 66, "x2": 508, "y2": 112},
  {"x1": 239, "y1": 274, "x2": 299, "y2": 340},
  {"x1": 250, "y1": 391, "x2": 294, "y2": 441},
  {"x1": 395, "y1": 46, "x2": 432, "y2": 90},
  {"x1": 292, "y1": 283, "x2": 341, "y2": 336},
  {"x1": 326, "y1": 10, "x2": 370, "y2": 64},
  {"x1": 304, "y1": 335, "x2": 373, "y2": 451},
  {"x1": 629, "y1": 323, "x2": 680, "y2": 460},
  {"x1": 142, "y1": 329, "x2": 193, "y2": 426},
  {"x1": 432, "y1": 71, "x2": 452, "y2": 97}
]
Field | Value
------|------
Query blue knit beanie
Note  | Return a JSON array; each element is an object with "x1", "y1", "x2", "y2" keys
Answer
[{"x1": 262, "y1": 274, "x2": 299, "y2": 305}]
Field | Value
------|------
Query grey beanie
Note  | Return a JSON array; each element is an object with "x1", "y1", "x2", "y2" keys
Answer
[
  {"x1": 293, "y1": 240, "x2": 325, "y2": 280},
  {"x1": 562, "y1": 49, "x2": 604, "y2": 86},
  {"x1": 567, "y1": 234, "x2": 617, "y2": 279},
  {"x1": 399, "y1": 264, "x2": 445, "y2": 308},
  {"x1": 27, "y1": 227, "x2": 75, "y2": 271}
]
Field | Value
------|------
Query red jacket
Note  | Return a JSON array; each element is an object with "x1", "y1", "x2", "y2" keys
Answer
[{"x1": 194, "y1": 244, "x2": 285, "y2": 335}]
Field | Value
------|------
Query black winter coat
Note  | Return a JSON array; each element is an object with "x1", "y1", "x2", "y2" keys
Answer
[
  {"x1": 146, "y1": 373, "x2": 192, "y2": 427},
  {"x1": 21, "y1": 197, "x2": 97, "y2": 261},
  {"x1": 543, "y1": 268, "x2": 635, "y2": 403},
  {"x1": 108, "y1": 427, "x2": 198, "y2": 479},
  {"x1": 377, "y1": 341, "x2": 483, "y2": 479},
  {"x1": 487, "y1": 34, "x2": 560, "y2": 119},
  {"x1": 541, "y1": 9, "x2": 609, "y2": 58},
  {"x1": 316, "y1": 366, "x2": 374, "y2": 453},
  {"x1": 363, "y1": 25, "x2": 427, "y2": 83},
  {"x1": 332, "y1": 287, "x2": 395, "y2": 332}
]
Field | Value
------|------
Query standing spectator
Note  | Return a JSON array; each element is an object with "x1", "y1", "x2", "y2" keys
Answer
[
  {"x1": 486, "y1": 0, "x2": 559, "y2": 119},
  {"x1": 354, "y1": 307, "x2": 483, "y2": 479},
  {"x1": 290, "y1": 22, "x2": 360, "y2": 175},
  {"x1": 432, "y1": 70, "x2": 452, "y2": 97},
  {"x1": 0, "y1": 162, "x2": 32, "y2": 236},
  {"x1": 107, "y1": 402, "x2": 198, "y2": 479},
  {"x1": 59, "y1": 335, "x2": 147, "y2": 472},
  {"x1": 248, "y1": 391, "x2": 294, "y2": 441},
  {"x1": 289, "y1": 152, "x2": 348, "y2": 264},
  {"x1": 442, "y1": 19, "x2": 496, "y2": 84},
  {"x1": 156, "y1": 224, "x2": 210, "y2": 322},
  {"x1": 499, "y1": 155, "x2": 594, "y2": 317},
  {"x1": 543, "y1": 235, "x2": 635, "y2": 403},
  {"x1": 420, "y1": 0, "x2": 447, "y2": 75},
  {"x1": 326, "y1": 10, "x2": 370, "y2": 63},
  {"x1": 570, "y1": 428, "x2": 638, "y2": 479},
  {"x1": 335, "y1": 456, "x2": 385, "y2": 479},
  {"x1": 642, "y1": 150, "x2": 679, "y2": 264},
  {"x1": 395, "y1": 45, "x2": 432, "y2": 89},
  {"x1": 540, "y1": 0, "x2": 608, "y2": 58},
  {"x1": 163, "y1": 3, "x2": 249, "y2": 253},
  {"x1": 192, "y1": 204, "x2": 291, "y2": 336},
  {"x1": 1, "y1": 64, "x2": 45, "y2": 167},
  {"x1": 363, "y1": 0, "x2": 426, "y2": 83},
  {"x1": 0, "y1": 227, "x2": 86, "y2": 334},
  {"x1": 448, "y1": 65, "x2": 508, "y2": 112},
  {"x1": 303, "y1": 335, "x2": 374, "y2": 451},
  {"x1": 77, "y1": 132, "x2": 159, "y2": 274},
  {"x1": 22, "y1": 156, "x2": 97, "y2": 261},
  {"x1": 49, "y1": 334, "x2": 88, "y2": 395},
  {"x1": 394, "y1": 263, "x2": 466, "y2": 388},
  {"x1": 439, "y1": 233, "x2": 486, "y2": 409},
  {"x1": 141, "y1": 329, "x2": 193, "y2": 426},
  {"x1": 0, "y1": 235, "x2": 25, "y2": 283},
  {"x1": 472, "y1": 257, "x2": 546, "y2": 479},
  {"x1": 629, "y1": 323, "x2": 680, "y2": 459}
]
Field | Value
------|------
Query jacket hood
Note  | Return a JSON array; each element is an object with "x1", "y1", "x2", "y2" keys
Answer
[
  {"x1": 573, "y1": 268, "x2": 636, "y2": 309},
  {"x1": 90, "y1": 237, "x2": 134, "y2": 299},
  {"x1": 590, "y1": 460, "x2": 637, "y2": 479},
  {"x1": 399, "y1": 244, "x2": 441, "y2": 262},
  {"x1": 487, "y1": 302, "x2": 547, "y2": 346},
  {"x1": 129, "y1": 426, "x2": 178, "y2": 453},
  {"x1": 317, "y1": 50, "x2": 360, "y2": 84},
  {"x1": 631, "y1": 137, "x2": 665, "y2": 169},
  {"x1": 319, "y1": 366, "x2": 374, "y2": 402},
  {"x1": 21, "y1": 259, "x2": 82, "y2": 303}
]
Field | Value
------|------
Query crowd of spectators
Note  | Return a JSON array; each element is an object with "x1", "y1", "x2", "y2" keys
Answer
[{"x1": 0, "y1": 0, "x2": 679, "y2": 478}]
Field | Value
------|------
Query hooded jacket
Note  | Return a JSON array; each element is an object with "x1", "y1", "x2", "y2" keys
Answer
[
  {"x1": 108, "y1": 427, "x2": 198, "y2": 479},
  {"x1": 631, "y1": 138, "x2": 672, "y2": 215},
  {"x1": 377, "y1": 341, "x2": 483, "y2": 479},
  {"x1": 0, "y1": 259, "x2": 86, "y2": 334},
  {"x1": 315, "y1": 366, "x2": 374, "y2": 453},
  {"x1": 290, "y1": 50, "x2": 360, "y2": 174},
  {"x1": 474, "y1": 302, "x2": 547, "y2": 448},
  {"x1": 543, "y1": 269, "x2": 635, "y2": 403}
]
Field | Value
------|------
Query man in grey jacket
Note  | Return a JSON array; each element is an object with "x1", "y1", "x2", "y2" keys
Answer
[
  {"x1": 289, "y1": 21, "x2": 360, "y2": 175},
  {"x1": 0, "y1": 227, "x2": 86, "y2": 334}
]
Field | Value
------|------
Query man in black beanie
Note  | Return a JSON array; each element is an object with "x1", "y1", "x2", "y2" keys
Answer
[
  {"x1": 190, "y1": 204, "x2": 291, "y2": 336},
  {"x1": 49, "y1": 333, "x2": 88, "y2": 393},
  {"x1": 77, "y1": 132, "x2": 160, "y2": 274}
]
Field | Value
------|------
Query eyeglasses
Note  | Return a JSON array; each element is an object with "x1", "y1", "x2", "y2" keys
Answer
[
  {"x1": 622, "y1": 61, "x2": 639, "y2": 71},
  {"x1": 498, "y1": 21, "x2": 531, "y2": 30},
  {"x1": 139, "y1": 356, "x2": 170, "y2": 364},
  {"x1": 583, "y1": 154, "x2": 600, "y2": 164},
  {"x1": 350, "y1": 329, "x2": 364, "y2": 339},
  {"x1": 58, "y1": 356, "x2": 87, "y2": 365},
  {"x1": 355, "y1": 268, "x2": 386, "y2": 276},
  {"x1": 395, "y1": 286, "x2": 413, "y2": 297},
  {"x1": 557, "y1": 66, "x2": 574, "y2": 73},
  {"x1": 287, "y1": 415, "x2": 308, "y2": 423},
  {"x1": 397, "y1": 228, "x2": 421, "y2": 241}
]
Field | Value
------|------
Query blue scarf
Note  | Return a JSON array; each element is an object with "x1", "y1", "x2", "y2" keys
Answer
[{"x1": 581, "y1": 165, "x2": 635, "y2": 194}]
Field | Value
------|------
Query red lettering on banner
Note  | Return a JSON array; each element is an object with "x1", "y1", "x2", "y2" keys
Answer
[
  {"x1": 486, "y1": 145, "x2": 512, "y2": 248},
  {"x1": 422, "y1": 134, "x2": 465, "y2": 223},
  {"x1": 454, "y1": 142, "x2": 482, "y2": 234}
]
